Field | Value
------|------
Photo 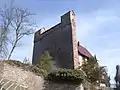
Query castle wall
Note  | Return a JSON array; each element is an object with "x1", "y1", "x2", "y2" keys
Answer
[{"x1": 32, "y1": 11, "x2": 79, "y2": 69}]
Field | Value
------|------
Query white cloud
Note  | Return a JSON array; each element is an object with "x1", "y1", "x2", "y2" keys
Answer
[
  {"x1": 76, "y1": 8, "x2": 120, "y2": 40},
  {"x1": 76, "y1": 8, "x2": 120, "y2": 84}
]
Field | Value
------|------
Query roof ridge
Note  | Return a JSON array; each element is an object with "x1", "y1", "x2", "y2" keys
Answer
[{"x1": 78, "y1": 43, "x2": 92, "y2": 58}]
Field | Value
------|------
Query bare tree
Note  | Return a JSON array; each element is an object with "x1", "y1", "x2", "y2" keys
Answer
[
  {"x1": 0, "y1": 26, "x2": 8, "y2": 59},
  {"x1": 0, "y1": 3, "x2": 13, "y2": 59},
  {"x1": 0, "y1": 1, "x2": 36, "y2": 60},
  {"x1": 7, "y1": 7, "x2": 35, "y2": 60}
]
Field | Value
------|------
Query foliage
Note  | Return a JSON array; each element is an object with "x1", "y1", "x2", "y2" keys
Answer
[
  {"x1": 39, "y1": 51, "x2": 53, "y2": 74},
  {"x1": 47, "y1": 68, "x2": 85, "y2": 84},
  {"x1": 100, "y1": 66, "x2": 111, "y2": 87},
  {"x1": 0, "y1": 59, "x2": 85, "y2": 84},
  {"x1": 0, "y1": 6, "x2": 11, "y2": 58},
  {"x1": 81, "y1": 55, "x2": 99, "y2": 83},
  {"x1": 81, "y1": 55, "x2": 110, "y2": 85}
]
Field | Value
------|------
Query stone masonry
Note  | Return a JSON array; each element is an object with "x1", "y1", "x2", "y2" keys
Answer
[
  {"x1": 32, "y1": 10, "x2": 79, "y2": 69},
  {"x1": 0, "y1": 62, "x2": 85, "y2": 90},
  {"x1": 0, "y1": 62, "x2": 113, "y2": 90}
]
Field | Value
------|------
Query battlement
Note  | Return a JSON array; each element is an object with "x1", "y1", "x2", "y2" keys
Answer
[
  {"x1": 61, "y1": 10, "x2": 75, "y2": 25},
  {"x1": 34, "y1": 10, "x2": 76, "y2": 43},
  {"x1": 33, "y1": 10, "x2": 79, "y2": 69}
]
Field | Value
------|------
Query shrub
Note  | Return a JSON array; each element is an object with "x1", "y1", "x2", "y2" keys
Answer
[
  {"x1": 39, "y1": 51, "x2": 53, "y2": 74},
  {"x1": 47, "y1": 68, "x2": 85, "y2": 84}
]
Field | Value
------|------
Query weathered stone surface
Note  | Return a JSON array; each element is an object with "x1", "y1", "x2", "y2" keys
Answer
[
  {"x1": 43, "y1": 81, "x2": 84, "y2": 90},
  {"x1": 0, "y1": 63, "x2": 114, "y2": 90},
  {"x1": 32, "y1": 11, "x2": 79, "y2": 69},
  {"x1": 0, "y1": 63, "x2": 85, "y2": 90},
  {"x1": 0, "y1": 63, "x2": 44, "y2": 90}
]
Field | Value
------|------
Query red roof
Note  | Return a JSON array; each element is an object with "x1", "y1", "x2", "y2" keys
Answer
[{"x1": 78, "y1": 43, "x2": 92, "y2": 58}]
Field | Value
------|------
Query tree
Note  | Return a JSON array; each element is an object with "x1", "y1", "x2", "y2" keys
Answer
[
  {"x1": 99, "y1": 66, "x2": 111, "y2": 87},
  {"x1": 0, "y1": 2, "x2": 13, "y2": 58},
  {"x1": 7, "y1": 7, "x2": 35, "y2": 60},
  {"x1": 0, "y1": 26, "x2": 9, "y2": 59},
  {"x1": 81, "y1": 56, "x2": 99, "y2": 83},
  {"x1": 39, "y1": 51, "x2": 53, "y2": 73},
  {"x1": 81, "y1": 55, "x2": 110, "y2": 86},
  {"x1": 81, "y1": 55, "x2": 110, "y2": 85},
  {"x1": 0, "y1": 0, "x2": 36, "y2": 60}
]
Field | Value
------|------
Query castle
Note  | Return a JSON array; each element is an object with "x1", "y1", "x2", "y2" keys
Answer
[{"x1": 32, "y1": 10, "x2": 92, "y2": 69}]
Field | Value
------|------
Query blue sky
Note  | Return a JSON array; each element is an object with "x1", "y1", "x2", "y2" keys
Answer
[{"x1": 1, "y1": 0, "x2": 120, "y2": 84}]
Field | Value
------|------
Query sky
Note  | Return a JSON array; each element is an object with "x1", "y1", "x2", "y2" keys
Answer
[{"x1": 0, "y1": 0, "x2": 120, "y2": 84}]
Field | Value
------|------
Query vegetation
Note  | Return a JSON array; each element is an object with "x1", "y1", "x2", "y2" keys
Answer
[
  {"x1": 100, "y1": 66, "x2": 111, "y2": 87},
  {"x1": 47, "y1": 68, "x2": 85, "y2": 84},
  {"x1": 38, "y1": 51, "x2": 53, "y2": 74},
  {"x1": 0, "y1": 58, "x2": 85, "y2": 85},
  {"x1": 0, "y1": 1, "x2": 111, "y2": 90},
  {"x1": 0, "y1": 49, "x2": 110, "y2": 88},
  {"x1": 0, "y1": 54, "x2": 110, "y2": 90},
  {"x1": 80, "y1": 56, "x2": 99, "y2": 83},
  {"x1": 0, "y1": 0, "x2": 36, "y2": 59},
  {"x1": 0, "y1": 60, "x2": 45, "y2": 77},
  {"x1": 80, "y1": 55, "x2": 110, "y2": 86}
]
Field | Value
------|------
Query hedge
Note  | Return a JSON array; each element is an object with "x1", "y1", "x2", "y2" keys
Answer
[{"x1": 47, "y1": 68, "x2": 85, "y2": 84}]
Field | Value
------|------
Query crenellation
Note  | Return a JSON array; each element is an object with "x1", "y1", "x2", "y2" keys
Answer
[
  {"x1": 32, "y1": 10, "x2": 91, "y2": 69},
  {"x1": 33, "y1": 11, "x2": 76, "y2": 69}
]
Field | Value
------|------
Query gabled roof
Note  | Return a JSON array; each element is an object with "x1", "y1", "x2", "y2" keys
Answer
[{"x1": 78, "y1": 42, "x2": 92, "y2": 58}]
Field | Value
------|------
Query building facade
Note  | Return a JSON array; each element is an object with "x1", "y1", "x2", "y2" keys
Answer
[{"x1": 32, "y1": 11, "x2": 92, "y2": 69}]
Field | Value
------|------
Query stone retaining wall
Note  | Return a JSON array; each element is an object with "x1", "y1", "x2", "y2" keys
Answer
[{"x1": 0, "y1": 62, "x2": 113, "y2": 90}]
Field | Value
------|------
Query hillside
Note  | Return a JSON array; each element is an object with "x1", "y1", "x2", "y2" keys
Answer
[
  {"x1": 0, "y1": 60, "x2": 113, "y2": 90},
  {"x1": 0, "y1": 60, "x2": 44, "y2": 90}
]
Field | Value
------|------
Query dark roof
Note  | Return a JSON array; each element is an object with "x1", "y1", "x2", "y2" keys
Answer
[{"x1": 78, "y1": 43, "x2": 92, "y2": 58}]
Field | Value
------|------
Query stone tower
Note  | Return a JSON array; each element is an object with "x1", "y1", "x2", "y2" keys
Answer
[{"x1": 32, "y1": 10, "x2": 79, "y2": 69}]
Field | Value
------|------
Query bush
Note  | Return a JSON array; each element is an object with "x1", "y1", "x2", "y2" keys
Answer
[
  {"x1": 47, "y1": 68, "x2": 85, "y2": 84},
  {"x1": 39, "y1": 51, "x2": 53, "y2": 74}
]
